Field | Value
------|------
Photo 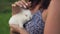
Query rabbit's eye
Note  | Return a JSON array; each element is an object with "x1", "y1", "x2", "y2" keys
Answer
[{"x1": 25, "y1": 15, "x2": 27, "y2": 17}]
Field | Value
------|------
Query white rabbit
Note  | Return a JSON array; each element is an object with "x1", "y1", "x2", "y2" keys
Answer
[{"x1": 9, "y1": 8, "x2": 32, "y2": 28}]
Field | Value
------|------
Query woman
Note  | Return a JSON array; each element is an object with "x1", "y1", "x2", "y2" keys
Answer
[{"x1": 10, "y1": 0, "x2": 60, "y2": 34}]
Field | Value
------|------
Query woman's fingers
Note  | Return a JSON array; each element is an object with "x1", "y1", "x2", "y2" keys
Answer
[
  {"x1": 12, "y1": 1, "x2": 28, "y2": 8},
  {"x1": 12, "y1": 0, "x2": 31, "y2": 8},
  {"x1": 12, "y1": 3, "x2": 21, "y2": 15},
  {"x1": 21, "y1": 0, "x2": 28, "y2": 6},
  {"x1": 15, "y1": 1, "x2": 23, "y2": 7},
  {"x1": 11, "y1": 2, "x2": 17, "y2": 7},
  {"x1": 18, "y1": 1, "x2": 27, "y2": 8},
  {"x1": 27, "y1": 2, "x2": 31, "y2": 7}
]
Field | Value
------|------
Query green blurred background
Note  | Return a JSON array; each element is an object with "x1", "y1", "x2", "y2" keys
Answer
[{"x1": 0, "y1": 0, "x2": 18, "y2": 34}]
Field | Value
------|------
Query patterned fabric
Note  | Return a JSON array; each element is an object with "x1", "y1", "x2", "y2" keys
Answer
[{"x1": 24, "y1": 10, "x2": 45, "y2": 34}]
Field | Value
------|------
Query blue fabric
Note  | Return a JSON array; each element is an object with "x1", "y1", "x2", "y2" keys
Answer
[{"x1": 24, "y1": 10, "x2": 45, "y2": 34}]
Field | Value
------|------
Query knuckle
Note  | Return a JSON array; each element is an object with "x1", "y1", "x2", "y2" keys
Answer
[{"x1": 12, "y1": 4, "x2": 16, "y2": 7}]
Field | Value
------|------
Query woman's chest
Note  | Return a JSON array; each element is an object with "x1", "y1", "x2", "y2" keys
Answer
[{"x1": 24, "y1": 11, "x2": 45, "y2": 33}]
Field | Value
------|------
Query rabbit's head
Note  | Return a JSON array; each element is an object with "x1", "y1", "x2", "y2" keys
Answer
[{"x1": 21, "y1": 9, "x2": 33, "y2": 21}]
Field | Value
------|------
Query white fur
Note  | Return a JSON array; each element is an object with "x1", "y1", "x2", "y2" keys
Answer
[{"x1": 9, "y1": 8, "x2": 32, "y2": 28}]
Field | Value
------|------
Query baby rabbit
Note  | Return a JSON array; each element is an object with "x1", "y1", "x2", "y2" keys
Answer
[{"x1": 9, "y1": 8, "x2": 32, "y2": 28}]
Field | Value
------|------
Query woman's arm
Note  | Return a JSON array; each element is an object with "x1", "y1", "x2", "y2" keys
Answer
[
  {"x1": 10, "y1": 24, "x2": 29, "y2": 34},
  {"x1": 44, "y1": 0, "x2": 60, "y2": 34}
]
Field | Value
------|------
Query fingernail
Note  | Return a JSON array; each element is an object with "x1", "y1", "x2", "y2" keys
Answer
[
  {"x1": 26, "y1": 3, "x2": 28, "y2": 6},
  {"x1": 24, "y1": 5, "x2": 26, "y2": 8}
]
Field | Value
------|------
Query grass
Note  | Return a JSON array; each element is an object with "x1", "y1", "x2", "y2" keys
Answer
[
  {"x1": 0, "y1": 0, "x2": 18, "y2": 34},
  {"x1": 0, "y1": 13, "x2": 11, "y2": 34}
]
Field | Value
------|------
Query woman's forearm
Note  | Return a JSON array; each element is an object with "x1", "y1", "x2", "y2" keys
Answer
[
  {"x1": 44, "y1": 0, "x2": 60, "y2": 34},
  {"x1": 18, "y1": 28, "x2": 29, "y2": 34},
  {"x1": 10, "y1": 24, "x2": 29, "y2": 34}
]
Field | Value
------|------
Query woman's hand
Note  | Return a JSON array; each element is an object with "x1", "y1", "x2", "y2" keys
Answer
[
  {"x1": 12, "y1": 0, "x2": 31, "y2": 15},
  {"x1": 10, "y1": 24, "x2": 29, "y2": 34}
]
